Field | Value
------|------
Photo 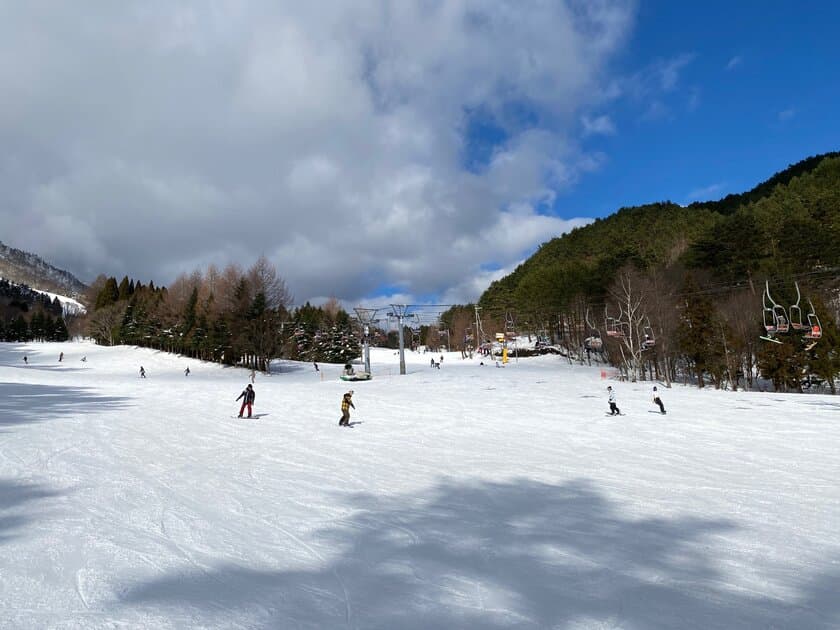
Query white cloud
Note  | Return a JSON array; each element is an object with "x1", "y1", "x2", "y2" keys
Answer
[
  {"x1": 778, "y1": 108, "x2": 796, "y2": 122},
  {"x1": 685, "y1": 182, "x2": 725, "y2": 202},
  {"x1": 581, "y1": 114, "x2": 617, "y2": 136},
  {"x1": 0, "y1": 1, "x2": 635, "y2": 305},
  {"x1": 726, "y1": 55, "x2": 743, "y2": 71}
]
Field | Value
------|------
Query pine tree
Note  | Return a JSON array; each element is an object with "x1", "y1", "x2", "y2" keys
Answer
[{"x1": 676, "y1": 275, "x2": 728, "y2": 388}]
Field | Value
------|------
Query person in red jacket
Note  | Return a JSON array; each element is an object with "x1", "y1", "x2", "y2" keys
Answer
[{"x1": 236, "y1": 384, "x2": 255, "y2": 418}]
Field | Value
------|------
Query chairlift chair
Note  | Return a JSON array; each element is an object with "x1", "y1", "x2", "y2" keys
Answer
[
  {"x1": 604, "y1": 306, "x2": 625, "y2": 338},
  {"x1": 584, "y1": 308, "x2": 604, "y2": 351},
  {"x1": 804, "y1": 298, "x2": 822, "y2": 340},
  {"x1": 789, "y1": 282, "x2": 807, "y2": 331},
  {"x1": 641, "y1": 320, "x2": 656, "y2": 350},
  {"x1": 763, "y1": 281, "x2": 789, "y2": 335}
]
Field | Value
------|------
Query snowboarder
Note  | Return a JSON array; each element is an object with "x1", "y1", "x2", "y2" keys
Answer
[
  {"x1": 59, "y1": 352, "x2": 64, "y2": 362},
  {"x1": 339, "y1": 390, "x2": 355, "y2": 426},
  {"x1": 652, "y1": 386, "x2": 666, "y2": 414},
  {"x1": 607, "y1": 386, "x2": 620, "y2": 416},
  {"x1": 184, "y1": 367, "x2": 190, "y2": 376},
  {"x1": 236, "y1": 384, "x2": 255, "y2": 418},
  {"x1": 139, "y1": 366, "x2": 146, "y2": 378}
]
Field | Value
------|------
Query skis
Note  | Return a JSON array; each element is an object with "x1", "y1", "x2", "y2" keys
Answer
[{"x1": 760, "y1": 335, "x2": 783, "y2": 344}]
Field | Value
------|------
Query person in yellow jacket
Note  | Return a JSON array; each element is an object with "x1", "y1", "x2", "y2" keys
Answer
[{"x1": 339, "y1": 390, "x2": 355, "y2": 426}]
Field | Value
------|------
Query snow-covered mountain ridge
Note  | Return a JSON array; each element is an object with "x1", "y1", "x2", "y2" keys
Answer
[{"x1": 0, "y1": 240, "x2": 88, "y2": 301}]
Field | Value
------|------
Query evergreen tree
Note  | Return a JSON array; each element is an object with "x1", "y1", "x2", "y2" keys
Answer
[
  {"x1": 118, "y1": 276, "x2": 131, "y2": 301},
  {"x1": 52, "y1": 317, "x2": 70, "y2": 342},
  {"x1": 676, "y1": 275, "x2": 728, "y2": 388},
  {"x1": 95, "y1": 277, "x2": 120, "y2": 310}
]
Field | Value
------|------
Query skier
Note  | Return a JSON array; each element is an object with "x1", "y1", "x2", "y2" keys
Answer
[
  {"x1": 139, "y1": 366, "x2": 146, "y2": 378},
  {"x1": 184, "y1": 366, "x2": 190, "y2": 376},
  {"x1": 607, "y1": 386, "x2": 620, "y2": 416},
  {"x1": 313, "y1": 361, "x2": 319, "y2": 372},
  {"x1": 236, "y1": 384, "x2": 255, "y2": 418},
  {"x1": 652, "y1": 386, "x2": 666, "y2": 414},
  {"x1": 339, "y1": 390, "x2": 355, "y2": 426},
  {"x1": 59, "y1": 352, "x2": 64, "y2": 362},
  {"x1": 249, "y1": 369, "x2": 256, "y2": 384},
  {"x1": 23, "y1": 355, "x2": 28, "y2": 365}
]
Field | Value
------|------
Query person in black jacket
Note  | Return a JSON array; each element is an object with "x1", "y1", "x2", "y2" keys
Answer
[{"x1": 236, "y1": 384, "x2": 255, "y2": 418}]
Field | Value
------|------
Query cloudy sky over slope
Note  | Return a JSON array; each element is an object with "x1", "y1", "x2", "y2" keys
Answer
[{"x1": 2, "y1": 1, "x2": 839, "y2": 305}]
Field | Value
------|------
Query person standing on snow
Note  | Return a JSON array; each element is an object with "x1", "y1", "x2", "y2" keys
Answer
[
  {"x1": 236, "y1": 384, "x2": 255, "y2": 418},
  {"x1": 139, "y1": 366, "x2": 146, "y2": 378},
  {"x1": 184, "y1": 366, "x2": 190, "y2": 376},
  {"x1": 59, "y1": 352, "x2": 64, "y2": 362},
  {"x1": 652, "y1": 386, "x2": 666, "y2": 414},
  {"x1": 607, "y1": 386, "x2": 620, "y2": 416},
  {"x1": 339, "y1": 390, "x2": 355, "y2": 426}
]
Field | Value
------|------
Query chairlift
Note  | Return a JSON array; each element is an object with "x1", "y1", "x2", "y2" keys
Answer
[
  {"x1": 804, "y1": 298, "x2": 822, "y2": 341},
  {"x1": 604, "y1": 306, "x2": 626, "y2": 338},
  {"x1": 762, "y1": 281, "x2": 789, "y2": 337},
  {"x1": 584, "y1": 308, "x2": 603, "y2": 351},
  {"x1": 789, "y1": 282, "x2": 806, "y2": 331},
  {"x1": 641, "y1": 319, "x2": 656, "y2": 350}
]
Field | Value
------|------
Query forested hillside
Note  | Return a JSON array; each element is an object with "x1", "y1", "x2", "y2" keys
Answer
[
  {"x1": 84, "y1": 257, "x2": 361, "y2": 372},
  {"x1": 0, "y1": 279, "x2": 69, "y2": 342},
  {"x1": 457, "y1": 153, "x2": 840, "y2": 393},
  {"x1": 0, "y1": 241, "x2": 88, "y2": 299}
]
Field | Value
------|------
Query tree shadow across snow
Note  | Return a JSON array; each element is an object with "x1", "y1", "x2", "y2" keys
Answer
[
  {"x1": 117, "y1": 478, "x2": 840, "y2": 629},
  {"x1": 0, "y1": 478, "x2": 63, "y2": 545},
  {"x1": 0, "y1": 382, "x2": 130, "y2": 427}
]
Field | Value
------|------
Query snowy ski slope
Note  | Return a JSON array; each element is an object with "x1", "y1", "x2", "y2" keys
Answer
[{"x1": 1, "y1": 341, "x2": 838, "y2": 629}]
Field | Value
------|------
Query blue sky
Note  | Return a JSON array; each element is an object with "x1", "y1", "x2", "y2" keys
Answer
[{"x1": 551, "y1": 1, "x2": 840, "y2": 217}]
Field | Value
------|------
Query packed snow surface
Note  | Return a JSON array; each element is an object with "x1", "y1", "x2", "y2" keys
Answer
[{"x1": 1, "y1": 342, "x2": 838, "y2": 629}]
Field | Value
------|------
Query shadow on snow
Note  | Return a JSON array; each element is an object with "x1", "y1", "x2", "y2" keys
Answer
[
  {"x1": 117, "y1": 478, "x2": 840, "y2": 629},
  {"x1": 0, "y1": 382, "x2": 131, "y2": 427},
  {"x1": 0, "y1": 479, "x2": 64, "y2": 545}
]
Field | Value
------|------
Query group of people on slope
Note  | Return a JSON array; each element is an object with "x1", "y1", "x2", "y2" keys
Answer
[
  {"x1": 232, "y1": 383, "x2": 357, "y2": 426},
  {"x1": 607, "y1": 385, "x2": 666, "y2": 416}
]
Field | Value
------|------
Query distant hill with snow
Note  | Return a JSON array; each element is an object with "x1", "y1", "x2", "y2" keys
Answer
[{"x1": 0, "y1": 240, "x2": 88, "y2": 301}]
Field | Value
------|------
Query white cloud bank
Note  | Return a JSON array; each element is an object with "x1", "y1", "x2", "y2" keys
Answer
[{"x1": 0, "y1": 1, "x2": 635, "y2": 305}]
